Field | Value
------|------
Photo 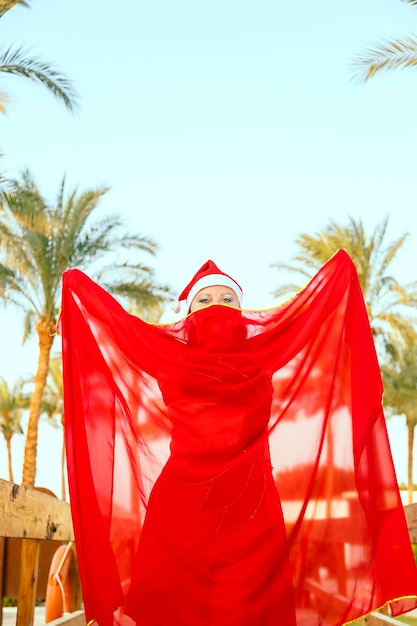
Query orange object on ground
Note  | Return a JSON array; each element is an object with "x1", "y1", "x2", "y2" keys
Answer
[{"x1": 45, "y1": 543, "x2": 73, "y2": 623}]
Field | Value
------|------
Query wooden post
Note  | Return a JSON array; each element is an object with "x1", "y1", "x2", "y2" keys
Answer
[
  {"x1": 404, "y1": 503, "x2": 417, "y2": 543},
  {"x1": 0, "y1": 536, "x2": 4, "y2": 626},
  {"x1": 16, "y1": 539, "x2": 40, "y2": 626},
  {"x1": 0, "y1": 479, "x2": 80, "y2": 625}
]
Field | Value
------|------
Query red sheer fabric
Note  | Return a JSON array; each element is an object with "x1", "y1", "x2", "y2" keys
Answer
[{"x1": 59, "y1": 250, "x2": 417, "y2": 626}]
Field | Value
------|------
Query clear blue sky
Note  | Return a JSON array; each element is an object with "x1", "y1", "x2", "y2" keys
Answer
[{"x1": 1, "y1": 0, "x2": 416, "y2": 491}]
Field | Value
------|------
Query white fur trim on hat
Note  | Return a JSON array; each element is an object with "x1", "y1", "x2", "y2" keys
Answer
[{"x1": 186, "y1": 274, "x2": 243, "y2": 310}]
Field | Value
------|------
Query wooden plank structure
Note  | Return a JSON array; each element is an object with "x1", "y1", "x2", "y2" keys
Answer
[
  {"x1": 1, "y1": 475, "x2": 417, "y2": 626},
  {"x1": 0, "y1": 478, "x2": 84, "y2": 626}
]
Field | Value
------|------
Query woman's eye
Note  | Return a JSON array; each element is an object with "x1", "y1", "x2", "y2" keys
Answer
[
  {"x1": 198, "y1": 297, "x2": 210, "y2": 303},
  {"x1": 222, "y1": 297, "x2": 233, "y2": 303}
]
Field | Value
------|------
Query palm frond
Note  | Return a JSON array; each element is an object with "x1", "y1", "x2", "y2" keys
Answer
[
  {"x1": 352, "y1": 35, "x2": 417, "y2": 83},
  {"x1": 0, "y1": 0, "x2": 29, "y2": 17},
  {"x1": 0, "y1": 168, "x2": 173, "y2": 336},
  {"x1": 0, "y1": 45, "x2": 79, "y2": 112},
  {"x1": 271, "y1": 215, "x2": 417, "y2": 369},
  {"x1": 0, "y1": 190, "x2": 49, "y2": 234},
  {"x1": 67, "y1": 220, "x2": 158, "y2": 271},
  {"x1": 98, "y1": 263, "x2": 173, "y2": 306},
  {"x1": 22, "y1": 309, "x2": 34, "y2": 343},
  {"x1": 0, "y1": 87, "x2": 9, "y2": 113}
]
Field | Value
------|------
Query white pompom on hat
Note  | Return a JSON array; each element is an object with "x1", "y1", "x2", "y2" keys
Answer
[{"x1": 171, "y1": 260, "x2": 243, "y2": 314}]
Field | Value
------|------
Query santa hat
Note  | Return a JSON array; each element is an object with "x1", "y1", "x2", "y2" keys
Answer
[{"x1": 172, "y1": 260, "x2": 243, "y2": 314}]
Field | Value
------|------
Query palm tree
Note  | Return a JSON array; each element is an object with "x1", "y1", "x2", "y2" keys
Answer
[
  {"x1": 0, "y1": 2, "x2": 78, "y2": 114},
  {"x1": 352, "y1": 0, "x2": 417, "y2": 82},
  {"x1": 0, "y1": 168, "x2": 172, "y2": 488},
  {"x1": 272, "y1": 216, "x2": 417, "y2": 357},
  {"x1": 0, "y1": 376, "x2": 28, "y2": 482},
  {"x1": 382, "y1": 337, "x2": 417, "y2": 503},
  {"x1": 272, "y1": 215, "x2": 417, "y2": 496},
  {"x1": 41, "y1": 354, "x2": 66, "y2": 499}
]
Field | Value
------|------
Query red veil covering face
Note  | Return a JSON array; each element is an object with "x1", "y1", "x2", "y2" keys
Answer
[{"x1": 59, "y1": 250, "x2": 417, "y2": 626}]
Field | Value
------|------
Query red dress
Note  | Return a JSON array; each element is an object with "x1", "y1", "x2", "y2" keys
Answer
[{"x1": 59, "y1": 250, "x2": 417, "y2": 626}]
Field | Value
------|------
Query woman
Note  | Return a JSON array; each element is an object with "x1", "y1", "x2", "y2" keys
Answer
[{"x1": 60, "y1": 253, "x2": 417, "y2": 626}]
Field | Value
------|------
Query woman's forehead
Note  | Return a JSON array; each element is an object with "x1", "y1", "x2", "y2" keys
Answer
[{"x1": 194, "y1": 285, "x2": 238, "y2": 295}]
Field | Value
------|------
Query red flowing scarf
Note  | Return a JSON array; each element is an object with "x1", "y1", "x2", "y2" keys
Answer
[{"x1": 60, "y1": 250, "x2": 417, "y2": 626}]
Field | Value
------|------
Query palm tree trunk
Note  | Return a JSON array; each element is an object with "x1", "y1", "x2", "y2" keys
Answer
[
  {"x1": 407, "y1": 422, "x2": 415, "y2": 505},
  {"x1": 6, "y1": 436, "x2": 13, "y2": 482},
  {"x1": 21, "y1": 318, "x2": 56, "y2": 488}
]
